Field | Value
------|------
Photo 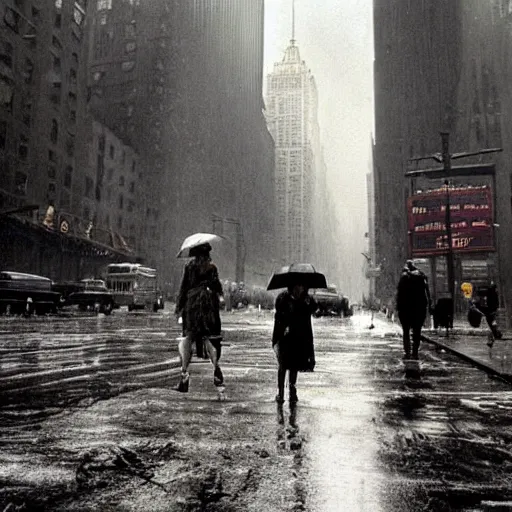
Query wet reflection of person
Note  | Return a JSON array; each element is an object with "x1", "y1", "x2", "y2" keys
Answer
[{"x1": 272, "y1": 283, "x2": 317, "y2": 404}]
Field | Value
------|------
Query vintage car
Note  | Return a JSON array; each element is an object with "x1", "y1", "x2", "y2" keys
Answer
[
  {"x1": 0, "y1": 271, "x2": 62, "y2": 315},
  {"x1": 53, "y1": 279, "x2": 114, "y2": 315},
  {"x1": 311, "y1": 286, "x2": 344, "y2": 316}
]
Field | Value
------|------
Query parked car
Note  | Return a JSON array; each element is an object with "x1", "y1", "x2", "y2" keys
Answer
[
  {"x1": 53, "y1": 279, "x2": 114, "y2": 315},
  {"x1": 0, "y1": 271, "x2": 62, "y2": 315},
  {"x1": 311, "y1": 286, "x2": 344, "y2": 316}
]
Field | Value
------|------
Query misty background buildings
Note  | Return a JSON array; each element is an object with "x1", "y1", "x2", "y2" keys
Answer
[{"x1": 0, "y1": 0, "x2": 357, "y2": 298}]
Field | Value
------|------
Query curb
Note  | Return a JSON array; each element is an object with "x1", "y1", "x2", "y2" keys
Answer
[{"x1": 421, "y1": 334, "x2": 512, "y2": 385}]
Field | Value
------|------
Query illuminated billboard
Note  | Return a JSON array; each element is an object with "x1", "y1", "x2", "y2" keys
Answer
[{"x1": 408, "y1": 185, "x2": 495, "y2": 257}]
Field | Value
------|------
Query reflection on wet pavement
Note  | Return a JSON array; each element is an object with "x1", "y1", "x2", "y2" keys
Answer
[{"x1": 2, "y1": 310, "x2": 512, "y2": 510}]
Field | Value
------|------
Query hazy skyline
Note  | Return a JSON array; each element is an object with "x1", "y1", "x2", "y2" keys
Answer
[{"x1": 264, "y1": 0, "x2": 374, "y2": 300}]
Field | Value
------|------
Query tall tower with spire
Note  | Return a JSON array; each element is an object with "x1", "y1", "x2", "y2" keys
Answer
[{"x1": 265, "y1": 3, "x2": 318, "y2": 263}]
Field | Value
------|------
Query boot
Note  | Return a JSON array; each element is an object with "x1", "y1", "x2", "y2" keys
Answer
[
  {"x1": 174, "y1": 372, "x2": 189, "y2": 392},
  {"x1": 213, "y1": 366, "x2": 224, "y2": 387}
]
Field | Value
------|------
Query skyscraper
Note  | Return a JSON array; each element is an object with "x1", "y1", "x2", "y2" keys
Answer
[
  {"x1": 265, "y1": 39, "x2": 317, "y2": 263},
  {"x1": 87, "y1": 0, "x2": 276, "y2": 290}
]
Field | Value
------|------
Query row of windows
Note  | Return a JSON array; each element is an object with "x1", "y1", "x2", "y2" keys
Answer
[{"x1": 97, "y1": 134, "x2": 137, "y2": 171}]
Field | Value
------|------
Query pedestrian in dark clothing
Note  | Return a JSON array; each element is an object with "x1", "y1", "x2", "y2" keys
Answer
[
  {"x1": 396, "y1": 260, "x2": 432, "y2": 360},
  {"x1": 474, "y1": 282, "x2": 502, "y2": 346},
  {"x1": 272, "y1": 283, "x2": 317, "y2": 404},
  {"x1": 174, "y1": 242, "x2": 224, "y2": 392}
]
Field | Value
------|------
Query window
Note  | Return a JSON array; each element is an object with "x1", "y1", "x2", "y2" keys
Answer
[
  {"x1": 48, "y1": 149, "x2": 56, "y2": 163},
  {"x1": 121, "y1": 61, "x2": 135, "y2": 72},
  {"x1": 97, "y1": 0, "x2": 112, "y2": 10},
  {"x1": 50, "y1": 82, "x2": 61, "y2": 104},
  {"x1": 124, "y1": 22, "x2": 136, "y2": 38},
  {"x1": 52, "y1": 35, "x2": 62, "y2": 51},
  {"x1": 118, "y1": 194, "x2": 124, "y2": 209},
  {"x1": 129, "y1": 181, "x2": 135, "y2": 193},
  {"x1": 69, "y1": 110, "x2": 76, "y2": 123},
  {"x1": 109, "y1": 144, "x2": 114, "y2": 159},
  {"x1": 50, "y1": 119, "x2": 58, "y2": 144},
  {"x1": 73, "y1": 2, "x2": 85, "y2": 26},
  {"x1": 0, "y1": 41, "x2": 13, "y2": 68},
  {"x1": 131, "y1": 161, "x2": 136, "y2": 173},
  {"x1": 69, "y1": 68, "x2": 77, "y2": 86},
  {"x1": 22, "y1": 100, "x2": 31, "y2": 126},
  {"x1": 4, "y1": 7, "x2": 20, "y2": 33},
  {"x1": 119, "y1": 175, "x2": 124, "y2": 186},
  {"x1": 18, "y1": 135, "x2": 28, "y2": 160},
  {"x1": 107, "y1": 167, "x2": 114, "y2": 181},
  {"x1": 71, "y1": 52, "x2": 78, "y2": 66},
  {"x1": 85, "y1": 176, "x2": 93, "y2": 198},
  {"x1": 23, "y1": 58, "x2": 33, "y2": 84},
  {"x1": 64, "y1": 165, "x2": 72, "y2": 188},
  {"x1": 98, "y1": 134, "x2": 105, "y2": 152},
  {"x1": 47, "y1": 165, "x2": 56, "y2": 179},
  {"x1": 52, "y1": 55, "x2": 61, "y2": 74},
  {"x1": 0, "y1": 120, "x2": 5, "y2": 149},
  {"x1": 117, "y1": 215, "x2": 122, "y2": 229},
  {"x1": 31, "y1": 6, "x2": 40, "y2": 24},
  {"x1": 14, "y1": 171, "x2": 27, "y2": 195},
  {"x1": 65, "y1": 137, "x2": 75, "y2": 156}
]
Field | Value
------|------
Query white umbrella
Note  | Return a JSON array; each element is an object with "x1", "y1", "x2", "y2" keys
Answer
[{"x1": 176, "y1": 233, "x2": 225, "y2": 258}]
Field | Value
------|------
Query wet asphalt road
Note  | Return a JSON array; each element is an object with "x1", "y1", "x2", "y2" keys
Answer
[{"x1": 1, "y1": 308, "x2": 512, "y2": 511}]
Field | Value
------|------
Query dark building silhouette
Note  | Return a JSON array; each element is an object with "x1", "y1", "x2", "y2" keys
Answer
[
  {"x1": 1, "y1": 0, "x2": 89, "y2": 216},
  {"x1": 87, "y1": 0, "x2": 276, "y2": 292},
  {"x1": 373, "y1": 1, "x2": 512, "y2": 322}
]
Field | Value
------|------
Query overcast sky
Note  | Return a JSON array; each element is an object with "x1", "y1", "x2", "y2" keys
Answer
[{"x1": 263, "y1": 0, "x2": 374, "y2": 300}]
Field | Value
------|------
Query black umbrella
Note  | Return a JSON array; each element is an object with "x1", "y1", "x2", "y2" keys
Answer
[{"x1": 266, "y1": 263, "x2": 327, "y2": 291}]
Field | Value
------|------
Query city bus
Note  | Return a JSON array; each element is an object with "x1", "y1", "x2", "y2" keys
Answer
[{"x1": 105, "y1": 263, "x2": 164, "y2": 312}]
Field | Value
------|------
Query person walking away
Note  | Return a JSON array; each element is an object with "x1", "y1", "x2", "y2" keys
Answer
[
  {"x1": 174, "y1": 242, "x2": 224, "y2": 392},
  {"x1": 396, "y1": 260, "x2": 432, "y2": 360},
  {"x1": 272, "y1": 283, "x2": 317, "y2": 404},
  {"x1": 475, "y1": 282, "x2": 502, "y2": 347}
]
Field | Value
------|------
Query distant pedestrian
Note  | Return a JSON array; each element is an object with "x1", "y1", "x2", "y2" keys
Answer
[
  {"x1": 396, "y1": 260, "x2": 432, "y2": 360},
  {"x1": 272, "y1": 283, "x2": 317, "y2": 404},
  {"x1": 474, "y1": 282, "x2": 502, "y2": 347},
  {"x1": 174, "y1": 242, "x2": 224, "y2": 392}
]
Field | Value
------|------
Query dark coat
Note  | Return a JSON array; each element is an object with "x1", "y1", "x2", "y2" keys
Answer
[
  {"x1": 272, "y1": 290, "x2": 317, "y2": 372},
  {"x1": 396, "y1": 268, "x2": 431, "y2": 325},
  {"x1": 176, "y1": 259, "x2": 223, "y2": 337}
]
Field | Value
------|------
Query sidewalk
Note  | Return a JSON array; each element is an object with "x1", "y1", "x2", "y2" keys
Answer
[{"x1": 420, "y1": 320, "x2": 512, "y2": 383}]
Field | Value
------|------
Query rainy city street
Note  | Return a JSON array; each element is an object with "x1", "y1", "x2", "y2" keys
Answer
[{"x1": 1, "y1": 309, "x2": 512, "y2": 511}]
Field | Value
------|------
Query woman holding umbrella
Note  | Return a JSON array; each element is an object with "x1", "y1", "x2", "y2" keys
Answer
[
  {"x1": 174, "y1": 236, "x2": 224, "y2": 393},
  {"x1": 269, "y1": 263, "x2": 324, "y2": 404}
]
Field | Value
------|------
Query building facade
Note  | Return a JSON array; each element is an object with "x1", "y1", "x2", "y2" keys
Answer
[
  {"x1": 265, "y1": 41, "x2": 316, "y2": 264},
  {"x1": 373, "y1": 0, "x2": 512, "y2": 322},
  {"x1": 1, "y1": 0, "x2": 88, "y2": 216},
  {"x1": 87, "y1": 0, "x2": 277, "y2": 291}
]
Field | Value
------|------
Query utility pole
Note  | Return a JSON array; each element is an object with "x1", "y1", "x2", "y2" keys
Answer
[{"x1": 440, "y1": 132, "x2": 455, "y2": 317}]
